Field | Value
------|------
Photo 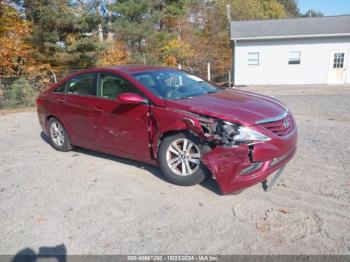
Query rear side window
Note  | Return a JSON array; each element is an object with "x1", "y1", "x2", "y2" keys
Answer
[
  {"x1": 53, "y1": 84, "x2": 65, "y2": 93},
  {"x1": 66, "y1": 74, "x2": 95, "y2": 96}
]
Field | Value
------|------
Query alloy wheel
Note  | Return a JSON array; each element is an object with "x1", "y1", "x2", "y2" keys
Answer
[
  {"x1": 166, "y1": 138, "x2": 201, "y2": 176},
  {"x1": 50, "y1": 120, "x2": 65, "y2": 147}
]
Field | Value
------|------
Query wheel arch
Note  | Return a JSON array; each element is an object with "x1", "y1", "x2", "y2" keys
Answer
[
  {"x1": 45, "y1": 114, "x2": 59, "y2": 133},
  {"x1": 153, "y1": 129, "x2": 190, "y2": 159},
  {"x1": 45, "y1": 114, "x2": 73, "y2": 141},
  {"x1": 157, "y1": 129, "x2": 208, "y2": 186}
]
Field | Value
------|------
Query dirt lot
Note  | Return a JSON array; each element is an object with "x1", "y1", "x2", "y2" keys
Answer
[{"x1": 0, "y1": 85, "x2": 349, "y2": 255}]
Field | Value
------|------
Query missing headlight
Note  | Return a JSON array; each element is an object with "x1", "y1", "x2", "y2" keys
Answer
[
  {"x1": 198, "y1": 118, "x2": 216, "y2": 137},
  {"x1": 214, "y1": 120, "x2": 239, "y2": 146},
  {"x1": 196, "y1": 116, "x2": 269, "y2": 147}
]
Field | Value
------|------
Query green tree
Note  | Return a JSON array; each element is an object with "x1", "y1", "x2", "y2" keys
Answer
[
  {"x1": 227, "y1": 0, "x2": 287, "y2": 20},
  {"x1": 180, "y1": 0, "x2": 289, "y2": 79},
  {"x1": 303, "y1": 9, "x2": 324, "y2": 17},
  {"x1": 111, "y1": 0, "x2": 156, "y2": 63},
  {"x1": 277, "y1": 0, "x2": 300, "y2": 17},
  {"x1": 111, "y1": 0, "x2": 189, "y2": 64},
  {"x1": 3, "y1": 78, "x2": 37, "y2": 108},
  {"x1": 14, "y1": 0, "x2": 104, "y2": 70}
]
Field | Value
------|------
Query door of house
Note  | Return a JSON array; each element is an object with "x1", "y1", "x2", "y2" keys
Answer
[{"x1": 329, "y1": 51, "x2": 347, "y2": 84}]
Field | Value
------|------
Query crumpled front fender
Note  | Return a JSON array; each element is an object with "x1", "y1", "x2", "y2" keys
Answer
[{"x1": 150, "y1": 107, "x2": 207, "y2": 159}]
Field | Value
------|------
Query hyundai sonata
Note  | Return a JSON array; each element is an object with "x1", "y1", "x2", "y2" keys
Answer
[{"x1": 37, "y1": 65, "x2": 297, "y2": 194}]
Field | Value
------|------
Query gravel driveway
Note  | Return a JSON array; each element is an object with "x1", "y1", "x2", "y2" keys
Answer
[{"x1": 0, "y1": 85, "x2": 349, "y2": 256}]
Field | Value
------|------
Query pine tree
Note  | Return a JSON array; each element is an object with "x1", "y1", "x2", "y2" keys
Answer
[
  {"x1": 14, "y1": 0, "x2": 104, "y2": 70},
  {"x1": 277, "y1": 0, "x2": 300, "y2": 17}
]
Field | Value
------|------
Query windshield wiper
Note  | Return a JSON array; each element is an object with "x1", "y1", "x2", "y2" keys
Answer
[
  {"x1": 173, "y1": 90, "x2": 218, "y2": 100},
  {"x1": 203, "y1": 90, "x2": 218, "y2": 94},
  {"x1": 174, "y1": 95, "x2": 194, "y2": 100}
]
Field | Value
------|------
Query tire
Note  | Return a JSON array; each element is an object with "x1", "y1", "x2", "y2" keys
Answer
[
  {"x1": 158, "y1": 132, "x2": 206, "y2": 186},
  {"x1": 48, "y1": 117, "x2": 73, "y2": 152}
]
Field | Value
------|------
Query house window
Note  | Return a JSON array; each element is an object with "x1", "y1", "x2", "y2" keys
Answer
[
  {"x1": 333, "y1": 52, "x2": 345, "y2": 68},
  {"x1": 289, "y1": 51, "x2": 301, "y2": 64},
  {"x1": 248, "y1": 52, "x2": 260, "y2": 66}
]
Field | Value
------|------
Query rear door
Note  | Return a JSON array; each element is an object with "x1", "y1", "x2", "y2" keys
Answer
[
  {"x1": 92, "y1": 72, "x2": 150, "y2": 157},
  {"x1": 59, "y1": 73, "x2": 98, "y2": 146}
]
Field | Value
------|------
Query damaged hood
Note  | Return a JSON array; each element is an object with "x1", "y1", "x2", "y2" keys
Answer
[{"x1": 165, "y1": 89, "x2": 288, "y2": 126}]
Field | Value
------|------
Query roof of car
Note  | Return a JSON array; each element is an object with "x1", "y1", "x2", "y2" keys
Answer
[
  {"x1": 107, "y1": 65, "x2": 174, "y2": 74},
  {"x1": 60, "y1": 65, "x2": 175, "y2": 82}
]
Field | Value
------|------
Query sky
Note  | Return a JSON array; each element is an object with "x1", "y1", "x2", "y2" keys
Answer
[{"x1": 298, "y1": 0, "x2": 350, "y2": 16}]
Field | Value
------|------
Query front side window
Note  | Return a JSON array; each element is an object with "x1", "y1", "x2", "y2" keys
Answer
[
  {"x1": 248, "y1": 52, "x2": 260, "y2": 66},
  {"x1": 132, "y1": 70, "x2": 219, "y2": 100},
  {"x1": 98, "y1": 73, "x2": 140, "y2": 99},
  {"x1": 66, "y1": 74, "x2": 95, "y2": 96},
  {"x1": 289, "y1": 51, "x2": 301, "y2": 65}
]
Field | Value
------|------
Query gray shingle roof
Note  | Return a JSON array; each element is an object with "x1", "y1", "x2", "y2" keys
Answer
[{"x1": 230, "y1": 16, "x2": 350, "y2": 40}]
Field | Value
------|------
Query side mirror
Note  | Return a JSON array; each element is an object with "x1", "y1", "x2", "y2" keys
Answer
[{"x1": 117, "y1": 92, "x2": 147, "y2": 105}]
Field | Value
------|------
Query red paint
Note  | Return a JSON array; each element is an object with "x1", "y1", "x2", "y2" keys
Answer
[
  {"x1": 37, "y1": 65, "x2": 298, "y2": 194},
  {"x1": 36, "y1": 97, "x2": 45, "y2": 106}
]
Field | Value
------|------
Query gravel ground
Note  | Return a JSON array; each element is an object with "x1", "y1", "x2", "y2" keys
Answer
[{"x1": 0, "y1": 85, "x2": 349, "y2": 256}]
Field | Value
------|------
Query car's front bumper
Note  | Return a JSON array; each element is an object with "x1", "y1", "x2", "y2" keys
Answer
[{"x1": 201, "y1": 127, "x2": 297, "y2": 194}]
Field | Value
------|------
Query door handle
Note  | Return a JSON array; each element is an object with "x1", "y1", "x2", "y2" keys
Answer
[
  {"x1": 92, "y1": 106, "x2": 104, "y2": 113},
  {"x1": 57, "y1": 98, "x2": 65, "y2": 104}
]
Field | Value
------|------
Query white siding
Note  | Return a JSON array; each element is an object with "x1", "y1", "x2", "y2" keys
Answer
[{"x1": 234, "y1": 37, "x2": 350, "y2": 85}]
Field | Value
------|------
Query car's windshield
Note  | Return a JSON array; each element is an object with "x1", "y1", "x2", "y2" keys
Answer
[{"x1": 132, "y1": 70, "x2": 219, "y2": 100}]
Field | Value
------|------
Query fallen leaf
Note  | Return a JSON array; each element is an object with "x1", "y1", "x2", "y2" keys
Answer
[
  {"x1": 36, "y1": 216, "x2": 45, "y2": 224},
  {"x1": 278, "y1": 208, "x2": 289, "y2": 214}
]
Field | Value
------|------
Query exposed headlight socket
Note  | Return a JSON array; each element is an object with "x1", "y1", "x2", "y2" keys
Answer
[{"x1": 214, "y1": 120, "x2": 239, "y2": 147}]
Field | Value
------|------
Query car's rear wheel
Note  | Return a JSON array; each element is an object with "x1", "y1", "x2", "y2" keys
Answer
[
  {"x1": 158, "y1": 132, "x2": 206, "y2": 186},
  {"x1": 48, "y1": 117, "x2": 73, "y2": 152}
]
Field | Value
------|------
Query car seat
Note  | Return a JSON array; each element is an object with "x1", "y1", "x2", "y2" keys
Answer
[{"x1": 102, "y1": 78, "x2": 125, "y2": 99}]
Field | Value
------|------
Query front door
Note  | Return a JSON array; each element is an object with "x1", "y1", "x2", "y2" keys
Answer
[
  {"x1": 92, "y1": 72, "x2": 150, "y2": 157},
  {"x1": 329, "y1": 51, "x2": 347, "y2": 84}
]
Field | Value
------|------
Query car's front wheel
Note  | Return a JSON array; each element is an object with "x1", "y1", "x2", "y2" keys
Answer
[
  {"x1": 48, "y1": 117, "x2": 73, "y2": 152},
  {"x1": 158, "y1": 133, "x2": 206, "y2": 186}
]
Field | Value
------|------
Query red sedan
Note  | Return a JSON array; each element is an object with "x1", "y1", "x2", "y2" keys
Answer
[{"x1": 36, "y1": 65, "x2": 297, "y2": 194}]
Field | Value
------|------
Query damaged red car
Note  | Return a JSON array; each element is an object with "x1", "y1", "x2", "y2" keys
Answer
[{"x1": 36, "y1": 65, "x2": 297, "y2": 194}]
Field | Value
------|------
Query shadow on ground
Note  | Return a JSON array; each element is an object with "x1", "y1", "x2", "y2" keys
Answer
[
  {"x1": 12, "y1": 244, "x2": 66, "y2": 262},
  {"x1": 40, "y1": 132, "x2": 222, "y2": 195}
]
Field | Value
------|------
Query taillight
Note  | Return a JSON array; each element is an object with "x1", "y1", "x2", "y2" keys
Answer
[{"x1": 36, "y1": 97, "x2": 44, "y2": 106}]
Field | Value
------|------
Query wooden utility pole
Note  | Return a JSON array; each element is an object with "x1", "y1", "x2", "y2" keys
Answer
[
  {"x1": 227, "y1": 3, "x2": 235, "y2": 87},
  {"x1": 207, "y1": 63, "x2": 211, "y2": 81},
  {"x1": 226, "y1": 4, "x2": 231, "y2": 22},
  {"x1": 97, "y1": 2, "x2": 103, "y2": 43},
  {"x1": 98, "y1": 24, "x2": 104, "y2": 43},
  {"x1": 228, "y1": 70, "x2": 231, "y2": 88},
  {"x1": 107, "y1": 0, "x2": 114, "y2": 41}
]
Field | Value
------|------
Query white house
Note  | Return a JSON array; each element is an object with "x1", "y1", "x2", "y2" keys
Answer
[{"x1": 230, "y1": 16, "x2": 350, "y2": 85}]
